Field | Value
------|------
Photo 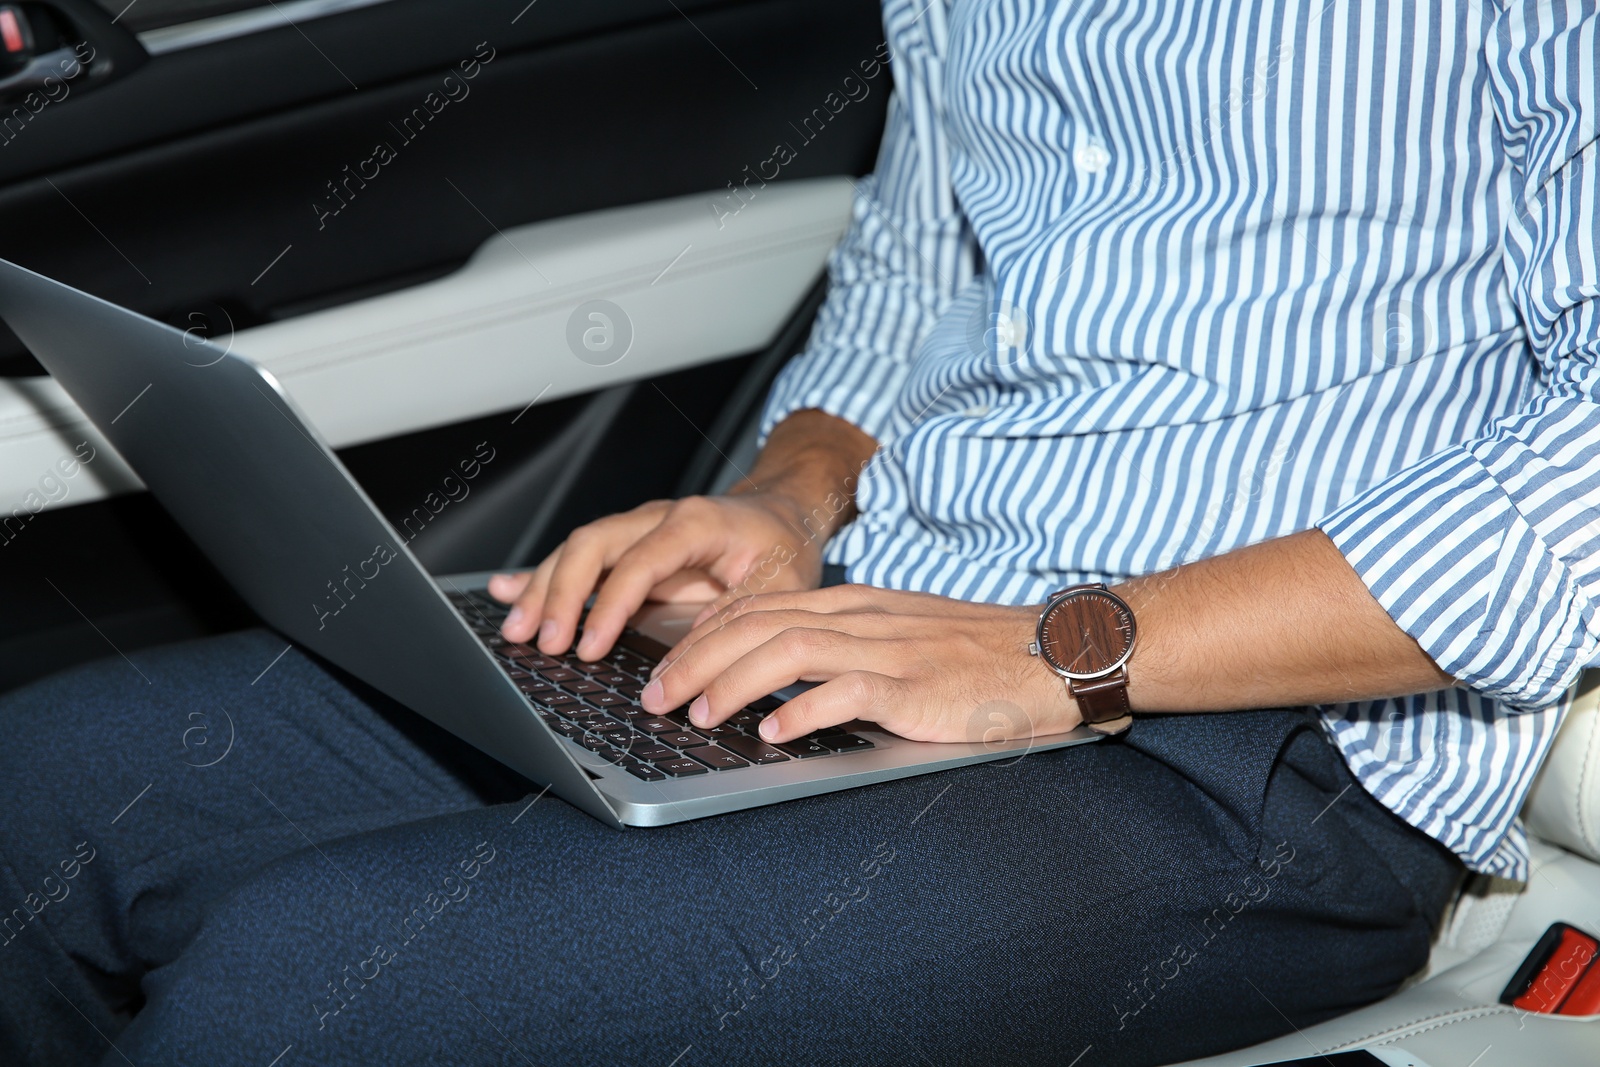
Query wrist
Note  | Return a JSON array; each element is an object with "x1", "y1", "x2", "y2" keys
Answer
[
  {"x1": 732, "y1": 409, "x2": 877, "y2": 544},
  {"x1": 1031, "y1": 584, "x2": 1137, "y2": 736}
]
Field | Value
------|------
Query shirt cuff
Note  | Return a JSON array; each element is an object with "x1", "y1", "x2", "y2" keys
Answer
[
  {"x1": 1318, "y1": 446, "x2": 1600, "y2": 711},
  {"x1": 758, "y1": 342, "x2": 910, "y2": 445}
]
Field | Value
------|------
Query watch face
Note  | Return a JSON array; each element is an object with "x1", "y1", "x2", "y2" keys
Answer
[{"x1": 1038, "y1": 587, "x2": 1136, "y2": 679}]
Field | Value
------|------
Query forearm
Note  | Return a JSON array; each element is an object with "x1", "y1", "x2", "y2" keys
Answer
[
  {"x1": 1117, "y1": 528, "x2": 1456, "y2": 713},
  {"x1": 730, "y1": 409, "x2": 878, "y2": 543}
]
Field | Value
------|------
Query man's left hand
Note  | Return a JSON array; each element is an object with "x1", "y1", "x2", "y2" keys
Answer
[{"x1": 639, "y1": 585, "x2": 1080, "y2": 744}]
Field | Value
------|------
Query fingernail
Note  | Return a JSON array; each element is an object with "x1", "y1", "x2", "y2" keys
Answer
[
  {"x1": 538, "y1": 619, "x2": 558, "y2": 646},
  {"x1": 505, "y1": 606, "x2": 524, "y2": 628},
  {"x1": 689, "y1": 695, "x2": 710, "y2": 726},
  {"x1": 641, "y1": 679, "x2": 664, "y2": 711},
  {"x1": 758, "y1": 716, "x2": 779, "y2": 740}
]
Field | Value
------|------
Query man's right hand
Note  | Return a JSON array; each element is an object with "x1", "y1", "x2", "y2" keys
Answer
[{"x1": 488, "y1": 409, "x2": 878, "y2": 661}]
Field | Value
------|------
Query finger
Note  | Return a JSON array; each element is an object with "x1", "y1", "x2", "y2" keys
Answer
[
  {"x1": 497, "y1": 553, "x2": 560, "y2": 642},
  {"x1": 663, "y1": 590, "x2": 773, "y2": 675},
  {"x1": 486, "y1": 572, "x2": 530, "y2": 604},
  {"x1": 537, "y1": 506, "x2": 667, "y2": 652},
  {"x1": 650, "y1": 617, "x2": 892, "y2": 722},
  {"x1": 756, "y1": 671, "x2": 899, "y2": 743},
  {"x1": 694, "y1": 631, "x2": 898, "y2": 730},
  {"x1": 642, "y1": 608, "x2": 814, "y2": 713},
  {"x1": 577, "y1": 508, "x2": 728, "y2": 660},
  {"x1": 658, "y1": 585, "x2": 874, "y2": 679}
]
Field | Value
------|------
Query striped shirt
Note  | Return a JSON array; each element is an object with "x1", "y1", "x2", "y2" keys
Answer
[{"x1": 760, "y1": 0, "x2": 1600, "y2": 880}]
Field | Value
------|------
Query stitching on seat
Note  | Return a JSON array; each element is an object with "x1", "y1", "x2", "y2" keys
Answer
[
  {"x1": 1322, "y1": 1004, "x2": 1517, "y2": 1051},
  {"x1": 1577, "y1": 708, "x2": 1598, "y2": 854}
]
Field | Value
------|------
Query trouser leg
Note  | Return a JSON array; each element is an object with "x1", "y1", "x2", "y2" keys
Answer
[
  {"x1": 108, "y1": 707, "x2": 1461, "y2": 1067},
  {"x1": 0, "y1": 630, "x2": 529, "y2": 1065}
]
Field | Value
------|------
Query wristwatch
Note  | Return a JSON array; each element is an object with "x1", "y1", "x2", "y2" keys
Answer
[{"x1": 1029, "y1": 584, "x2": 1136, "y2": 736}]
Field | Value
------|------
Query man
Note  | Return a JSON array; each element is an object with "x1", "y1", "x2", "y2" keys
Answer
[{"x1": 1, "y1": 1, "x2": 1594, "y2": 1064}]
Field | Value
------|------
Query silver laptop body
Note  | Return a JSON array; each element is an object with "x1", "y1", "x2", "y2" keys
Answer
[{"x1": 0, "y1": 257, "x2": 1099, "y2": 827}]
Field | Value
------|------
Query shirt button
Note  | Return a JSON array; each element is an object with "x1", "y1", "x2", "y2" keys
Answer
[
  {"x1": 963, "y1": 404, "x2": 990, "y2": 417},
  {"x1": 1075, "y1": 143, "x2": 1111, "y2": 174}
]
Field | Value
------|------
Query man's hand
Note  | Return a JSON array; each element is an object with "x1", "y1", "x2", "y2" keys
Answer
[
  {"x1": 489, "y1": 493, "x2": 825, "y2": 660},
  {"x1": 639, "y1": 585, "x2": 1078, "y2": 744},
  {"x1": 635, "y1": 528, "x2": 1458, "y2": 745},
  {"x1": 489, "y1": 410, "x2": 877, "y2": 660}
]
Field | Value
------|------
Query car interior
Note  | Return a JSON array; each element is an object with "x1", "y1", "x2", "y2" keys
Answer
[{"x1": 0, "y1": 1, "x2": 1595, "y2": 1063}]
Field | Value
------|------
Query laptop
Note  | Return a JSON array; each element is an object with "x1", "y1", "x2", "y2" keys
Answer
[{"x1": 0, "y1": 257, "x2": 1100, "y2": 827}]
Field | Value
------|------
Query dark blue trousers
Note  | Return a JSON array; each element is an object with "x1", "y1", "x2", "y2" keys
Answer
[{"x1": 0, "y1": 629, "x2": 1460, "y2": 1066}]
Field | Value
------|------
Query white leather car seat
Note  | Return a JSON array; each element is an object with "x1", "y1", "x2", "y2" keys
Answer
[{"x1": 1177, "y1": 676, "x2": 1600, "y2": 1065}]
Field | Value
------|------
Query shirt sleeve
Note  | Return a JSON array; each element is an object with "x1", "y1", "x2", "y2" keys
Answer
[
  {"x1": 1318, "y1": 1, "x2": 1600, "y2": 712},
  {"x1": 758, "y1": 0, "x2": 976, "y2": 445}
]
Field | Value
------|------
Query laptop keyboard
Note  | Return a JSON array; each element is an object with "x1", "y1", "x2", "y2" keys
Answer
[{"x1": 447, "y1": 590, "x2": 873, "y2": 782}]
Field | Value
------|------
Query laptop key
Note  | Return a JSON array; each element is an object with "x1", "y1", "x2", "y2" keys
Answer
[
  {"x1": 657, "y1": 757, "x2": 710, "y2": 777},
  {"x1": 538, "y1": 667, "x2": 579, "y2": 684},
  {"x1": 615, "y1": 649, "x2": 653, "y2": 672},
  {"x1": 661, "y1": 731, "x2": 710, "y2": 749},
  {"x1": 631, "y1": 744, "x2": 678, "y2": 764},
  {"x1": 777, "y1": 738, "x2": 830, "y2": 759},
  {"x1": 626, "y1": 764, "x2": 669, "y2": 782},
  {"x1": 819, "y1": 733, "x2": 875, "y2": 753},
  {"x1": 635, "y1": 718, "x2": 679, "y2": 736},
  {"x1": 585, "y1": 692, "x2": 629, "y2": 709},
  {"x1": 720, "y1": 735, "x2": 790, "y2": 765},
  {"x1": 689, "y1": 746, "x2": 751, "y2": 771}
]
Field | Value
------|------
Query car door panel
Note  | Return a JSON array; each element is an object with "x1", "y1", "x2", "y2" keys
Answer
[
  {"x1": 0, "y1": 178, "x2": 853, "y2": 511},
  {"x1": 0, "y1": 0, "x2": 888, "y2": 691}
]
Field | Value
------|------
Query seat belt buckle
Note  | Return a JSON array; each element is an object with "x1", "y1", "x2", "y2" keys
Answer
[{"x1": 1499, "y1": 921, "x2": 1600, "y2": 1015}]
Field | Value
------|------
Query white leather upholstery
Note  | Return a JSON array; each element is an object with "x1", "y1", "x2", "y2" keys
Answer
[
  {"x1": 1173, "y1": 678, "x2": 1600, "y2": 1065},
  {"x1": 1525, "y1": 673, "x2": 1600, "y2": 863},
  {"x1": 0, "y1": 178, "x2": 853, "y2": 515}
]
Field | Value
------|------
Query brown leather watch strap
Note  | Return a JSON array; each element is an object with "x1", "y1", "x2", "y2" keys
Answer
[{"x1": 1069, "y1": 666, "x2": 1133, "y2": 736}]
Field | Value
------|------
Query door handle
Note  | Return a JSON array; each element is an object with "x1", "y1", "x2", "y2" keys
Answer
[{"x1": 0, "y1": 0, "x2": 146, "y2": 105}]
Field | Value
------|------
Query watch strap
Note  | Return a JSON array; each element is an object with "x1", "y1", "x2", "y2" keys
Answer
[{"x1": 1070, "y1": 669, "x2": 1134, "y2": 736}]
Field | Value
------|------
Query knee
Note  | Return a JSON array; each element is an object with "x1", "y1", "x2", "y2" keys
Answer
[
  {"x1": 124, "y1": 828, "x2": 503, "y2": 1062},
  {"x1": 0, "y1": 629, "x2": 286, "y2": 784},
  {"x1": 125, "y1": 846, "x2": 356, "y2": 1058}
]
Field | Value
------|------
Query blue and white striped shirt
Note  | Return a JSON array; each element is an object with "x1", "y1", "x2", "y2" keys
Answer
[{"x1": 760, "y1": 0, "x2": 1600, "y2": 880}]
